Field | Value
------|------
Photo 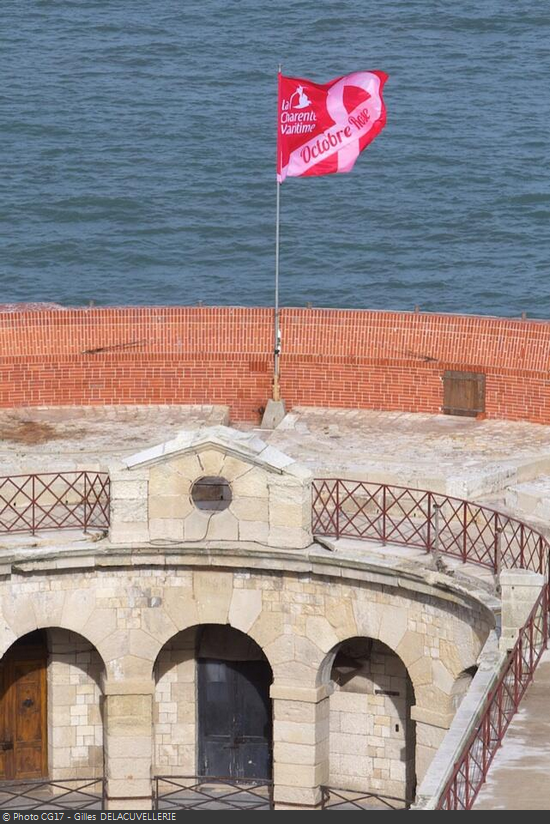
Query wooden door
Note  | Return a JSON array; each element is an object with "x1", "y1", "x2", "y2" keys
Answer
[
  {"x1": 198, "y1": 659, "x2": 272, "y2": 780},
  {"x1": 0, "y1": 634, "x2": 47, "y2": 780},
  {"x1": 443, "y1": 371, "x2": 486, "y2": 417}
]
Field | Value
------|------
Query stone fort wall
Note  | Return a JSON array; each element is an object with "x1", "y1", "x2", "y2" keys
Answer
[
  {"x1": 2, "y1": 305, "x2": 548, "y2": 423},
  {"x1": 0, "y1": 553, "x2": 492, "y2": 807}
]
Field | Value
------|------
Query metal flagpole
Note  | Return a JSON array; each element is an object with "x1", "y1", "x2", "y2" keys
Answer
[
  {"x1": 273, "y1": 171, "x2": 281, "y2": 401},
  {"x1": 261, "y1": 63, "x2": 285, "y2": 429},
  {"x1": 273, "y1": 64, "x2": 282, "y2": 403}
]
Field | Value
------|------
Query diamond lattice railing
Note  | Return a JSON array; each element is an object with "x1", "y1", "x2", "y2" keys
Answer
[
  {"x1": 437, "y1": 586, "x2": 548, "y2": 810},
  {"x1": 0, "y1": 472, "x2": 110, "y2": 535},
  {"x1": 312, "y1": 479, "x2": 550, "y2": 577},
  {"x1": 313, "y1": 477, "x2": 550, "y2": 812}
]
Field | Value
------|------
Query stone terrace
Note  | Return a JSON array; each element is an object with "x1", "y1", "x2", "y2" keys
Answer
[
  {"x1": 3, "y1": 404, "x2": 550, "y2": 522},
  {"x1": 265, "y1": 407, "x2": 550, "y2": 502},
  {"x1": 0, "y1": 404, "x2": 228, "y2": 473}
]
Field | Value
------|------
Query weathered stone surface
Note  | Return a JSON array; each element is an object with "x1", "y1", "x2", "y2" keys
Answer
[
  {"x1": 249, "y1": 611, "x2": 285, "y2": 650},
  {"x1": 182, "y1": 510, "x2": 212, "y2": 542},
  {"x1": 83, "y1": 608, "x2": 118, "y2": 647},
  {"x1": 352, "y1": 598, "x2": 383, "y2": 639},
  {"x1": 325, "y1": 596, "x2": 357, "y2": 638},
  {"x1": 149, "y1": 494, "x2": 193, "y2": 520},
  {"x1": 109, "y1": 522, "x2": 150, "y2": 544},
  {"x1": 31, "y1": 590, "x2": 67, "y2": 627},
  {"x1": 197, "y1": 448, "x2": 225, "y2": 476},
  {"x1": 228, "y1": 589, "x2": 262, "y2": 633},
  {"x1": 193, "y1": 570, "x2": 233, "y2": 624},
  {"x1": 238, "y1": 519, "x2": 269, "y2": 543},
  {"x1": 204, "y1": 509, "x2": 239, "y2": 542},
  {"x1": 268, "y1": 525, "x2": 310, "y2": 549},
  {"x1": 219, "y1": 454, "x2": 252, "y2": 481},
  {"x1": 149, "y1": 465, "x2": 187, "y2": 499},
  {"x1": 230, "y1": 496, "x2": 269, "y2": 522},
  {"x1": 111, "y1": 480, "x2": 148, "y2": 500},
  {"x1": 149, "y1": 518, "x2": 185, "y2": 542},
  {"x1": 62, "y1": 589, "x2": 96, "y2": 632},
  {"x1": 500, "y1": 569, "x2": 545, "y2": 651},
  {"x1": 110, "y1": 498, "x2": 148, "y2": 524},
  {"x1": 231, "y1": 467, "x2": 269, "y2": 498},
  {"x1": 305, "y1": 616, "x2": 339, "y2": 653},
  {"x1": 163, "y1": 587, "x2": 199, "y2": 630}
]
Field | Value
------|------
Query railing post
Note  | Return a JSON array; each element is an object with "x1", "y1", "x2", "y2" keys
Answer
[
  {"x1": 83, "y1": 472, "x2": 88, "y2": 534},
  {"x1": 382, "y1": 485, "x2": 387, "y2": 545},
  {"x1": 494, "y1": 518, "x2": 502, "y2": 591},
  {"x1": 514, "y1": 645, "x2": 521, "y2": 708},
  {"x1": 31, "y1": 474, "x2": 36, "y2": 536},
  {"x1": 520, "y1": 523, "x2": 525, "y2": 569},
  {"x1": 335, "y1": 480, "x2": 340, "y2": 539},
  {"x1": 462, "y1": 501, "x2": 468, "y2": 563},
  {"x1": 482, "y1": 714, "x2": 489, "y2": 776},
  {"x1": 426, "y1": 492, "x2": 432, "y2": 553},
  {"x1": 433, "y1": 503, "x2": 441, "y2": 565},
  {"x1": 545, "y1": 585, "x2": 549, "y2": 649},
  {"x1": 529, "y1": 615, "x2": 534, "y2": 675},
  {"x1": 464, "y1": 752, "x2": 470, "y2": 810}
]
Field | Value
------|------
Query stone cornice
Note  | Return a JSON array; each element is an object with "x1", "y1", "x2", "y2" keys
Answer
[{"x1": 0, "y1": 539, "x2": 498, "y2": 622}]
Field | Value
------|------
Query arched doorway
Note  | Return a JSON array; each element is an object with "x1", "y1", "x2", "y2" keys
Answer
[
  {"x1": 325, "y1": 636, "x2": 416, "y2": 804},
  {"x1": 0, "y1": 628, "x2": 105, "y2": 783},
  {"x1": 154, "y1": 625, "x2": 273, "y2": 780},
  {"x1": 0, "y1": 630, "x2": 47, "y2": 780}
]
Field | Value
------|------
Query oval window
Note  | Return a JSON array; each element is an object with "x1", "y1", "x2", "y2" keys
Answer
[{"x1": 191, "y1": 476, "x2": 232, "y2": 512}]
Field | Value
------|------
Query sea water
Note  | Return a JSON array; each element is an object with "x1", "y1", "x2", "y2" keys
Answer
[{"x1": 1, "y1": 0, "x2": 549, "y2": 316}]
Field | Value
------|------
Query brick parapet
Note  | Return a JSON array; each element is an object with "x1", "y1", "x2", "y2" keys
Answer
[{"x1": 1, "y1": 306, "x2": 549, "y2": 423}]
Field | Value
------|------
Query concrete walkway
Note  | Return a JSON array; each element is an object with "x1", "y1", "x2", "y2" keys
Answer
[{"x1": 474, "y1": 651, "x2": 550, "y2": 810}]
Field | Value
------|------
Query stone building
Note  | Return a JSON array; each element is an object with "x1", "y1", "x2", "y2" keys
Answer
[{"x1": 0, "y1": 426, "x2": 498, "y2": 810}]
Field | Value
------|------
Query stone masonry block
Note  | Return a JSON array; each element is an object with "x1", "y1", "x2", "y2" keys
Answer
[
  {"x1": 111, "y1": 480, "x2": 148, "y2": 500},
  {"x1": 193, "y1": 570, "x2": 233, "y2": 624},
  {"x1": 231, "y1": 468, "x2": 269, "y2": 499},
  {"x1": 238, "y1": 519, "x2": 269, "y2": 543},
  {"x1": 149, "y1": 494, "x2": 193, "y2": 520},
  {"x1": 204, "y1": 509, "x2": 239, "y2": 541},
  {"x1": 149, "y1": 464, "x2": 192, "y2": 497},
  {"x1": 109, "y1": 522, "x2": 150, "y2": 545},
  {"x1": 111, "y1": 498, "x2": 148, "y2": 524},
  {"x1": 268, "y1": 525, "x2": 311, "y2": 549},
  {"x1": 230, "y1": 496, "x2": 269, "y2": 522},
  {"x1": 228, "y1": 589, "x2": 262, "y2": 633},
  {"x1": 149, "y1": 518, "x2": 184, "y2": 542}
]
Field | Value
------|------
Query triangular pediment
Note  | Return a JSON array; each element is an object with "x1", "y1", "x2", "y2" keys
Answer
[{"x1": 122, "y1": 425, "x2": 309, "y2": 479}]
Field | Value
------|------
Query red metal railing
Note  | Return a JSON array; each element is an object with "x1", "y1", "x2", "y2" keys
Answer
[
  {"x1": 312, "y1": 479, "x2": 549, "y2": 576},
  {"x1": 313, "y1": 478, "x2": 550, "y2": 811},
  {"x1": 0, "y1": 472, "x2": 110, "y2": 535},
  {"x1": 437, "y1": 584, "x2": 548, "y2": 809}
]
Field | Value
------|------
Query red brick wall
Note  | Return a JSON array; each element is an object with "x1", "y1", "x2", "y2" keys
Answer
[{"x1": 1, "y1": 306, "x2": 549, "y2": 424}]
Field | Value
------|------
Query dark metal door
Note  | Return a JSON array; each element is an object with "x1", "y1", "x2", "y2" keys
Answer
[{"x1": 198, "y1": 659, "x2": 272, "y2": 780}]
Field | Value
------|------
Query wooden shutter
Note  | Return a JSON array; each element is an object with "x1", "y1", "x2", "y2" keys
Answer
[{"x1": 443, "y1": 371, "x2": 485, "y2": 417}]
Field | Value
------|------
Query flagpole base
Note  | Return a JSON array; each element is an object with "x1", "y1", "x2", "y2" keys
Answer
[{"x1": 261, "y1": 398, "x2": 286, "y2": 430}]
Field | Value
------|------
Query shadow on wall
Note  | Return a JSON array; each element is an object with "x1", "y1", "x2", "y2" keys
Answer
[{"x1": 322, "y1": 636, "x2": 416, "y2": 804}]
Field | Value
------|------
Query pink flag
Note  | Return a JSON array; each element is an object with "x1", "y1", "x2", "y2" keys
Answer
[{"x1": 277, "y1": 71, "x2": 388, "y2": 183}]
